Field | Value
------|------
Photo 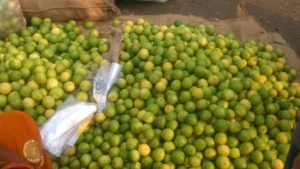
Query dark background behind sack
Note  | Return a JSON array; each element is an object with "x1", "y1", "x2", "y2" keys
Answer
[{"x1": 19, "y1": 0, "x2": 120, "y2": 21}]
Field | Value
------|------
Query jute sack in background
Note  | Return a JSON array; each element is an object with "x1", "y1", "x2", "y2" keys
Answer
[{"x1": 19, "y1": 0, "x2": 120, "y2": 22}]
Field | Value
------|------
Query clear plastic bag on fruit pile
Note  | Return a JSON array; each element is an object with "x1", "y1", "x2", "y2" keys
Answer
[
  {"x1": 40, "y1": 64, "x2": 121, "y2": 157},
  {"x1": 93, "y1": 63, "x2": 122, "y2": 111},
  {"x1": 40, "y1": 99, "x2": 97, "y2": 157},
  {"x1": 0, "y1": 0, "x2": 26, "y2": 39},
  {"x1": 40, "y1": 29, "x2": 122, "y2": 157},
  {"x1": 94, "y1": 28, "x2": 122, "y2": 111}
]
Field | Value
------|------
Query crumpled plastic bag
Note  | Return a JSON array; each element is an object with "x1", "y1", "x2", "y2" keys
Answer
[
  {"x1": 40, "y1": 99, "x2": 97, "y2": 157},
  {"x1": 41, "y1": 63, "x2": 121, "y2": 156},
  {"x1": 93, "y1": 62, "x2": 121, "y2": 111},
  {"x1": 0, "y1": 0, "x2": 26, "y2": 39}
]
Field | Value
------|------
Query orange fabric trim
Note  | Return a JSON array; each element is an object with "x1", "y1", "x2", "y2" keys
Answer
[
  {"x1": 0, "y1": 111, "x2": 52, "y2": 169},
  {"x1": 0, "y1": 161, "x2": 8, "y2": 168},
  {"x1": 2, "y1": 162, "x2": 34, "y2": 169}
]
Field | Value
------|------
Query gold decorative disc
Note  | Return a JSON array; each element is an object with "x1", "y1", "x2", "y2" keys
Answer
[{"x1": 23, "y1": 139, "x2": 44, "y2": 168}]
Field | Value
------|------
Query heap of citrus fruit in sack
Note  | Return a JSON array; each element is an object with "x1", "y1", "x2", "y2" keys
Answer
[
  {"x1": 53, "y1": 18, "x2": 300, "y2": 169},
  {"x1": 0, "y1": 17, "x2": 106, "y2": 125},
  {"x1": 1, "y1": 16, "x2": 300, "y2": 169}
]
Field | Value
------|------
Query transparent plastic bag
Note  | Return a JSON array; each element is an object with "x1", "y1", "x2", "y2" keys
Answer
[
  {"x1": 40, "y1": 98, "x2": 97, "y2": 156},
  {"x1": 93, "y1": 62, "x2": 121, "y2": 111},
  {"x1": 40, "y1": 29, "x2": 122, "y2": 157},
  {"x1": 94, "y1": 28, "x2": 122, "y2": 111},
  {"x1": 41, "y1": 62, "x2": 121, "y2": 157},
  {"x1": 0, "y1": 0, "x2": 26, "y2": 39}
]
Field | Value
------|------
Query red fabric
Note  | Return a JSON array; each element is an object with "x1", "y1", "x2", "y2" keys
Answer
[
  {"x1": 2, "y1": 162, "x2": 33, "y2": 169},
  {"x1": 293, "y1": 153, "x2": 300, "y2": 169},
  {"x1": 0, "y1": 111, "x2": 51, "y2": 169}
]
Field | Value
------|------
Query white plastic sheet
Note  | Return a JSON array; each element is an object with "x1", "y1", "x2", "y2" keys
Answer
[
  {"x1": 40, "y1": 100, "x2": 97, "y2": 156},
  {"x1": 93, "y1": 62, "x2": 121, "y2": 111}
]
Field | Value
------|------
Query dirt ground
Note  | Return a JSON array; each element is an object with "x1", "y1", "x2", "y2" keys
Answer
[{"x1": 116, "y1": 0, "x2": 300, "y2": 57}]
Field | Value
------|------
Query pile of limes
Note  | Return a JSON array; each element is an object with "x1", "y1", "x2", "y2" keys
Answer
[
  {"x1": 53, "y1": 18, "x2": 300, "y2": 169},
  {"x1": 0, "y1": 17, "x2": 107, "y2": 125},
  {"x1": 54, "y1": 19, "x2": 300, "y2": 169},
  {"x1": 2, "y1": 16, "x2": 300, "y2": 169}
]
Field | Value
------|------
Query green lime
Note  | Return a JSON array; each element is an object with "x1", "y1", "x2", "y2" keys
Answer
[
  {"x1": 174, "y1": 135, "x2": 187, "y2": 148},
  {"x1": 229, "y1": 147, "x2": 240, "y2": 159},
  {"x1": 31, "y1": 16, "x2": 43, "y2": 27},
  {"x1": 234, "y1": 157, "x2": 247, "y2": 169},
  {"x1": 204, "y1": 147, "x2": 217, "y2": 160},
  {"x1": 78, "y1": 142, "x2": 90, "y2": 154},
  {"x1": 171, "y1": 150, "x2": 185, "y2": 165},
  {"x1": 161, "y1": 128, "x2": 174, "y2": 141},
  {"x1": 216, "y1": 156, "x2": 230, "y2": 169},
  {"x1": 98, "y1": 155, "x2": 111, "y2": 167},
  {"x1": 271, "y1": 159, "x2": 284, "y2": 169},
  {"x1": 239, "y1": 142, "x2": 254, "y2": 155},
  {"x1": 250, "y1": 150, "x2": 264, "y2": 164},
  {"x1": 42, "y1": 95, "x2": 56, "y2": 109},
  {"x1": 129, "y1": 150, "x2": 140, "y2": 162},
  {"x1": 0, "y1": 82, "x2": 12, "y2": 95},
  {"x1": 80, "y1": 154, "x2": 92, "y2": 167},
  {"x1": 163, "y1": 141, "x2": 176, "y2": 153},
  {"x1": 215, "y1": 132, "x2": 227, "y2": 145},
  {"x1": 112, "y1": 157, "x2": 123, "y2": 169},
  {"x1": 152, "y1": 148, "x2": 165, "y2": 162},
  {"x1": 214, "y1": 119, "x2": 229, "y2": 132}
]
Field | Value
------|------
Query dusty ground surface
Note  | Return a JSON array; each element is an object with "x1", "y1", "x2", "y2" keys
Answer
[{"x1": 116, "y1": 0, "x2": 300, "y2": 57}]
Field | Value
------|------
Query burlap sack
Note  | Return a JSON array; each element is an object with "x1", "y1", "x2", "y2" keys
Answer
[{"x1": 19, "y1": 0, "x2": 120, "y2": 22}]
